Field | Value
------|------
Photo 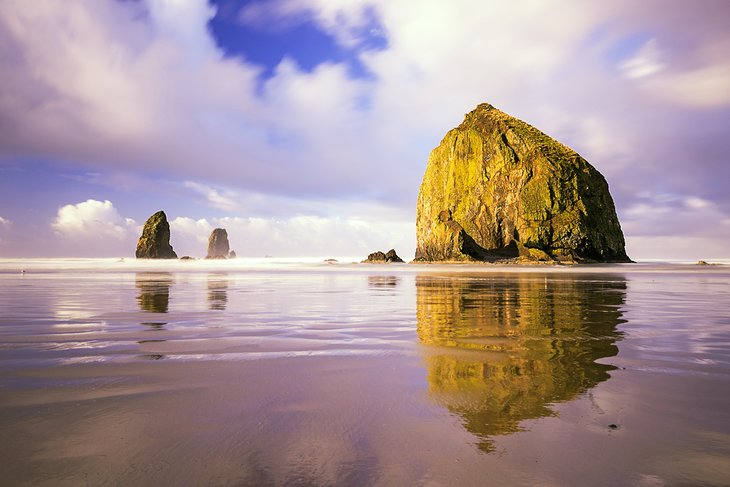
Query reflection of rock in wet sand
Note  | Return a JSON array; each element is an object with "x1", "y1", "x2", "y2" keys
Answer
[
  {"x1": 136, "y1": 273, "x2": 172, "y2": 328},
  {"x1": 367, "y1": 275, "x2": 400, "y2": 288},
  {"x1": 416, "y1": 273, "x2": 626, "y2": 452},
  {"x1": 207, "y1": 273, "x2": 228, "y2": 311}
]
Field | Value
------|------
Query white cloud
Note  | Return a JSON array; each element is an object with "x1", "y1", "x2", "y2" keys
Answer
[
  {"x1": 170, "y1": 216, "x2": 212, "y2": 232},
  {"x1": 146, "y1": 0, "x2": 217, "y2": 62},
  {"x1": 646, "y1": 62, "x2": 730, "y2": 107},
  {"x1": 168, "y1": 214, "x2": 413, "y2": 259},
  {"x1": 1, "y1": 0, "x2": 730, "y2": 259},
  {"x1": 45, "y1": 199, "x2": 139, "y2": 256},
  {"x1": 222, "y1": 215, "x2": 412, "y2": 258},
  {"x1": 0, "y1": 0, "x2": 605, "y2": 199},
  {"x1": 0, "y1": 216, "x2": 10, "y2": 245},
  {"x1": 52, "y1": 199, "x2": 136, "y2": 239},
  {"x1": 623, "y1": 193, "x2": 729, "y2": 238},
  {"x1": 623, "y1": 193, "x2": 730, "y2": 260},
  {"x1": 183, "y1": 181, "x2": 240, "y2": 212},
  {"x1": 620, "y1": 38, "x2": 664, "y2": 79},
  {"x1": 169, "y1": 216, "x2": 213, "y2": 249},
  {"x1": 237, "y1": 0, "x2": 382, "y2": 48},
  {"x1": 685, "y1": 197, "x2": 711, "y2": 209}
]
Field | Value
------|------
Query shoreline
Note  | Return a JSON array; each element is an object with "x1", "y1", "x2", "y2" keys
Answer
[{"x1": 0, "y1": 257, "x2": 727, "y2": 275}]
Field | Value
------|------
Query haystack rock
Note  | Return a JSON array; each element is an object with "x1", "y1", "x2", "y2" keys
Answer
[
  {"x1": 206, "y1": 228, "x2": 230, "y2": 259},
  {"x1": 136, "y1": 211, "x2": 178, "y2": 259},
  {"x1": 415, "y1": 103, "x2": 631, "y2": 263}
]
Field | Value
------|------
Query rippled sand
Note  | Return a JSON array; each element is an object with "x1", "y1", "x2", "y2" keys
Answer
[{"x1": 1, "y1": 260, "x2": 729, "y2": 486}]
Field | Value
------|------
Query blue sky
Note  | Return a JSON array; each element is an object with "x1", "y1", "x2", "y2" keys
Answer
[
  {"x1": 209, "y1": 0, "x2": 387, "y2": 81},
  {"x1": 1, "y1": 0, "x2": 729, "y2": 259}
]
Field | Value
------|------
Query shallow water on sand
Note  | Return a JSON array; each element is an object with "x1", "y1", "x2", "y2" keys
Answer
[{"x1": 1, "y1": 260, "x2": 729, "y2": 486}]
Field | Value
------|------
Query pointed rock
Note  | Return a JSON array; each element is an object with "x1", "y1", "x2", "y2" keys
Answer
[
  {"x1": 206, "y1": 228, "x2": 230, "y2": 259},
  {"x1": 135, "y1": 211, "x2": 177, "y2": 259},
  {"x1": 385, "y1": 249, "x2": 405, "y2": 263},
  {"x1": 363, "y1": 249, "x2": 405, "y2": 263},
  {"x1": 415, "y1": 103, "x2": 631, "y2": 263}
]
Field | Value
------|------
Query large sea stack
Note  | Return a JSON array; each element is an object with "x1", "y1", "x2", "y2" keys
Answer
[
  {"x1": 206, "y1": 228, "x2": 230, "y2": 259},
  {"x1": 135, "y1": 211, "x2": 178, "y2": 259},
  {"x1": 415, "y1": 103, "x2": 630, "y2": 263}
]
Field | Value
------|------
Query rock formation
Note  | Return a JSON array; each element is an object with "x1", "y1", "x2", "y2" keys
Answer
[
  {"x1": 136, "y1": 211, "x2": 178, "y2": 259},
  {"x1": 415, "y1": 103, "x2": 630, "y2": 263},
  {"x1": 206, "y1": 228, "x2": 230, "y2": 259},
  {"x1": 363, "y1": 249, "x2": 405, "y2": 263}
]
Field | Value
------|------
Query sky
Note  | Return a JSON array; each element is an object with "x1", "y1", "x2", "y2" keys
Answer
[{"x1": 1, "y1": 0, "x2": 729, "y2": 260}]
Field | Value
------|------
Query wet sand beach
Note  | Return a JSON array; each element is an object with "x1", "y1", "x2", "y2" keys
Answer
[{"x1": 1, "y1": 260, "x2": 729, "y2": 486}]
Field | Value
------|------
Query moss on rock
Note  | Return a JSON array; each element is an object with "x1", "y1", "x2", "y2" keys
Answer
[
  {"x1": 206, "y1": 228, "x2": 230, "y2": 259},
  {"x1": 135, "y1": 211, "x2": 178, "y2": 259},
  {"x1": 415, "y1": 103, "x2": 630, "y2": 263}
]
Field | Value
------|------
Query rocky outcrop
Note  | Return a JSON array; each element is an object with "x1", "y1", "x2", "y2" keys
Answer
[
  {"x1": 206, "y1": 228, "x2": 230, "y2": 259},
  {"x1": 136, "y1": 211, "x2": 177, "y2": 259},
  {"x1": 363, "y1": 249, "x2": 405, "y2": 263},
  {"x1": 415, "y1": 103, "x2": 631, "y2": 263}
]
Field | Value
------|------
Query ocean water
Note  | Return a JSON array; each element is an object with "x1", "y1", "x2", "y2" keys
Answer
[{"x1": 0, "y1": 259, "x2": 729, "y2": 486}]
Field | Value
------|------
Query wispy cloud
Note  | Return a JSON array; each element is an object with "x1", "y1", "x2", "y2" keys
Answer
[
  {"x1": 183, "y1": 181, "x2": 240, "y2": 212},
  {"x1": 620, "y1": 38, "x2": 664, "y2": 78}
]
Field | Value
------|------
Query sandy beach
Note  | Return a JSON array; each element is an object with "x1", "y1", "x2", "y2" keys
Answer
[{"x1": 1, "y1": 260, "x2": 729, "y2": 485}]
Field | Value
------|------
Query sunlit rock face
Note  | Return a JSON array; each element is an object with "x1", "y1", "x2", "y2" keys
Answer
[
  {"x1": 416, "y1": 273, "x2": 626, "y2": 452},
  {"x1": 415, "y1": 103, "x2": 631, "y2": 262},
  {"x1": 135, "y1": 211, "x2": 178, "y2": 259},
  {"x1": 206, "y1": 228, "x2": 230, "y2": 259}
]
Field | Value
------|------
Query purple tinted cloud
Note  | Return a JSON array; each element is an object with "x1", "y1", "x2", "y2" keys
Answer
[{"x1": 0, "y1": 0, "x2": 729, "y2": 259}]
